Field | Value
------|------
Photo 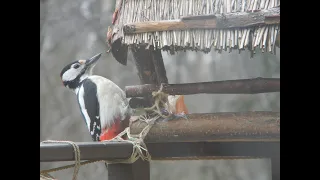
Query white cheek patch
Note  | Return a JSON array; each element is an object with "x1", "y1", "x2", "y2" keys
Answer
[{"x1": 62, "y1": 68, "x2": 83, "y2": 81}]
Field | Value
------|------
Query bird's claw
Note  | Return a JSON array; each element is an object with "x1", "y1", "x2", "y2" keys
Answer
[
  {"x1": 175, "y1": 112, "x2": 188, "y2": 120},
  {"x1": 160, "y1": 108, "x2": 170, "y2": 116},
  {"x1": 159, "y1": 111, "x2": 188, "y2": 122}
]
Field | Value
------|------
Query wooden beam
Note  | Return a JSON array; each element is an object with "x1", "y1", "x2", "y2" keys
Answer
[
  {"x1": 126, "y1": 78, "x2": 280, "y2": 98},
  {"x1": 40, "y1": 112, "x2": 279, "y2": 162},
  {"x1": 123, "y1": 7, "x2": 280, "y2": 34},
  {"x1": 148, "y1": 141, "x2": 279, "y2": 160},
  {"x1": 40, "y1": 141, "x2": 279, "y2": 162},
  {"x1": 40, "y1": 142, "x2": 132, "y2": 162},
  {"x1": 130, "y1": 111, "x2": 280, "y2": 143}
]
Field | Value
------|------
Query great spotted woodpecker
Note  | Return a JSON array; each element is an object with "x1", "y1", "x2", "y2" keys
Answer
[{"x1": 60, "y1": 53, "x2": 132, "y2": 142}]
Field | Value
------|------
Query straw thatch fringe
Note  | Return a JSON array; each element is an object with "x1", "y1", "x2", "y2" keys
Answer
[{"x1": 116, "y1": 0, "x2": 280, "y2": 55}]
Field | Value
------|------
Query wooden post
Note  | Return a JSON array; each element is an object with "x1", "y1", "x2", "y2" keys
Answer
[
  {"x1": 131, "y1": 46, "x2": 158, "y2": 106},
  {"x1": 127, "y1": 46, "x2": 168, "y2": 180},
  {"x1": 108, "y1": 159, "x2": 150, "y2": 180},
  {"x1": 130, "y1": 46, "x2": 168, "y2": 105},
  {"x1": 271, "y1": 155, "x2": 280, "y2": 180},
  {"x1": 132, "y1": 159, "x2": 150, "y2": 180},
  {"x1": 109, "y1": 45, "x2": 165, "y2": 180},
  {"x1": 151, "y1": 48, "x2": 168, "y2": 84},
  {"x1": 108, "y1": 163, "x2": 134, "y2": 180}
]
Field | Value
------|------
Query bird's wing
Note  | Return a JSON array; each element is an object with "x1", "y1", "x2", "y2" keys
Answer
[
  {"x1": 81, "y1": 79, "x2": 102, "y2": 141},
  {"x1": 89, "y1": 76, "x2": 131, "y2": 129}
]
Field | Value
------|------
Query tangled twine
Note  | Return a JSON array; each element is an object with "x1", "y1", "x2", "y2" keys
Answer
[{"x1": 144, "y1": 84, "x2": 171, "y2": 118}]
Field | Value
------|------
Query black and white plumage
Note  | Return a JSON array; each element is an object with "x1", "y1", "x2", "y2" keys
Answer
[
  {"x1": 60, "y1": 53, "x2": 132, "y2": 142},
  {"x1": 77, "y1": 79, "x2": 101, "y2": 141}
]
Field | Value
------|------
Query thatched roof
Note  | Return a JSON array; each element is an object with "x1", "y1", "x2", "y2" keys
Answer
[{"x1": 111, "y1": 0, "x2": 280, "y2": 55}]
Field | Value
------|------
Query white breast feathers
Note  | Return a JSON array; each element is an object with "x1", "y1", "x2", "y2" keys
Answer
[{"x1": 89, "y1": 75, "x2": 132, "y2": 129}]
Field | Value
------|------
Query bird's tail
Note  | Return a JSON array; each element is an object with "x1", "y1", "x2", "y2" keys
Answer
[{"x1": 99, "y1": 116, "x2": 130, "y2": 170}]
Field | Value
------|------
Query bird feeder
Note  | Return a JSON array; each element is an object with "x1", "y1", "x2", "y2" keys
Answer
[
  {"x1": 108, "y1": 0, "x2": 280, "y2": 107},
  {"x1": 106, "y1": 0, "x2": 280, "y2": 179}
]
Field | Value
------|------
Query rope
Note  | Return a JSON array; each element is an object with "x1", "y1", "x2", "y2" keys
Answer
[
  {"x1": 144, "y1": 84, "x2": 171, "y2": 118},
  {"x1": 40, "y1": 115, "x2": 160, "y2": 179},
  {"x1": 40, "y1": 140, "x2": 81, "y2": 180},
  {"x1": 40, "y1": 85, "x2": 167, "y2": 179},
  {"x1": 40, "y1": 173, "x2": 56, "y2": 180}
]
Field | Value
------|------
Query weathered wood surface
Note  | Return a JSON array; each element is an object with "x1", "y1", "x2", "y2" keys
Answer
[{"x1": 130, "y1": 111, "x2": 280, "y2": 143}]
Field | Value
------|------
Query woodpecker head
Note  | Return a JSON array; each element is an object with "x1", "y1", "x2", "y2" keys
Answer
[{"x1": 60, "y1": 53, "x2": 102, "y2": 90}]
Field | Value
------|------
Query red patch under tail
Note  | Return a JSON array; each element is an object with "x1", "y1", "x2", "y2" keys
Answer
[{"x1": 99, "y1": 116, "x2": 130, "y2": 141}]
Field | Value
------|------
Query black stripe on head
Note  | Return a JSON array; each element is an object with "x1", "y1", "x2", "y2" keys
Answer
[
  {"x1": 60, "y1": 61, "x2": 76, "y2": 78},
  {"x1": 60, "y1": 61, "x2": 86, "y2": 90},
  {"x1": 82, "y1": 79, "x2": 101, "y2": 141}
]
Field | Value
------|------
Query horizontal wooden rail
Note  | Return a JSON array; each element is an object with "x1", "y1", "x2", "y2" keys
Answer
[
  {"x1": 40, "y1": 111, "x2": 279, "y2": 162},
  {"x1": 125, "y1": 78, "x2": 280, "y2": 98},
  {"x1": 40, "y1": 141, "x2": 279, "y2": 162},
  {"x1": 123, "y1": 7, "x2": 280, "y2": 34},
  {"x1": 131, "y1": 111, "x2": 280, "y2": 142},
  {"x1": 40, "y1": 142, "x2": 132, "y2": 162}
]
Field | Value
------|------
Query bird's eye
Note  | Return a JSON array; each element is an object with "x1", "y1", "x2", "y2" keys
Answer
[{"x1": 73, "y1": 64, "x2": 80, "y2": 69}]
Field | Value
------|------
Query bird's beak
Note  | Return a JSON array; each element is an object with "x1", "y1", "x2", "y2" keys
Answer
[{"x1": 85, "y1": 53, "x2": 102, "y2": 67}]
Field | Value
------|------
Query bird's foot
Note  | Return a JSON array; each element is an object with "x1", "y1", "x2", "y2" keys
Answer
[
  {"x1": 160, "y1": 108, "x2": 170, "y2": 116},
  {"x1": 159, "y1": 111, "x2": 188, "y2": 122},
  {"x1": 174, "y1": 112, "x2": 188, "y2": 120}
]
